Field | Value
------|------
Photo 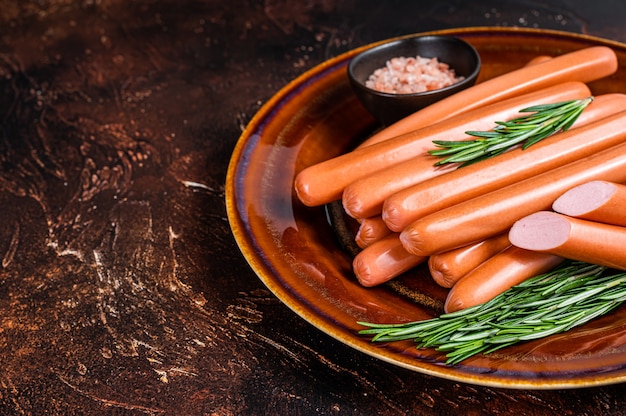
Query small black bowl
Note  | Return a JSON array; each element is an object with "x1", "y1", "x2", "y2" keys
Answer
[{"x1": 348, "y1": 35, "x2": 481, "y2": 126}]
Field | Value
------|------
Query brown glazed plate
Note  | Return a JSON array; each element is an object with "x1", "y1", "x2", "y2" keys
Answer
[{"x1": 225, "y1": 27, "x2": 626, "y2": 389}]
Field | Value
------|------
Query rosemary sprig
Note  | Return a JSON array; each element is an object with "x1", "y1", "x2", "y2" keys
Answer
[
  {"x1": 358, "y1": 262, "x2": 626, "y2": 365},
  {"x1": 429, "y1": 96, "x2": 594, "y2": 167}
]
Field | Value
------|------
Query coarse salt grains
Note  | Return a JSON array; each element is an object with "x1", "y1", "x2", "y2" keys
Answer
[{"x1": 365, "y1": 56, "x2": 464, "y2": 94}]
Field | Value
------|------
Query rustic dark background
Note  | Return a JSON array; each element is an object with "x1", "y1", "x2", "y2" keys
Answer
[{"x1": 2, "y1": 0, "x2": 626, "y2": 415}]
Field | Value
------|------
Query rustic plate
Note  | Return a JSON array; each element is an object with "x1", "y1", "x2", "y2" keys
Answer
[{"x1": 225, "y1": 27, "x2": 626, "y2": 389}]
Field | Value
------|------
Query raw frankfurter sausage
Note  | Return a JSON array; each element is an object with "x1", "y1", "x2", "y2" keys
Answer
[
  {"x1": 399, "y1": 141, "x2": 626, "y2": 256},
  {"x1": 444, "y1": 246, "x2": 563, "y2": 313},
  {"x1": 355, "y1": 215, "x2": 392, "y2": 248},
  {"x1": 509, "y1": 211, "x2": 626, "y2": 270},
  {"x1": 428, "y1": 233, "x2": 511, "y2": 288},
  {"x1": 356, "y1": 46, "x2": 617, "y2": 147},
  {"x1": 383, "y1": 98, "x2": 626, "y2": 231},
  {"x1": 334, "y1": 82, "x2": 591, "y2": 216},
  {"x1": 552, "y1": 180, "x2": 626, "y2": 227},
  {"x1": 352, "y1": 233, "x2": 426, "y2": 287}
]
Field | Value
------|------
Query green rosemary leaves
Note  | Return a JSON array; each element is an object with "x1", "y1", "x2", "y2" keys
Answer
[
  {"x1": 429, "y1": 97, "x2": 594, "y2": 167},
  {"x1": 358, "y1": 262, "x2": 626, "y2": 365}
]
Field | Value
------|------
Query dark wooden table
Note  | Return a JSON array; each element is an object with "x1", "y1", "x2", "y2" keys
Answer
[{"x1": 2, "y1": 1, "x2": 626, "y2": 414}]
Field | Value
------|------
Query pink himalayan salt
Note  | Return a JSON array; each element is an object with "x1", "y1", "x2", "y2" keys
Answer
[{"x1": 365, "y1": 55, "x2": 464, "y2": 94}]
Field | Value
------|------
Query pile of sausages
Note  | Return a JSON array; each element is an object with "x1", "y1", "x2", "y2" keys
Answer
[{"x1": 294, "y1": 46, "x2": 626, "y2": 313}]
